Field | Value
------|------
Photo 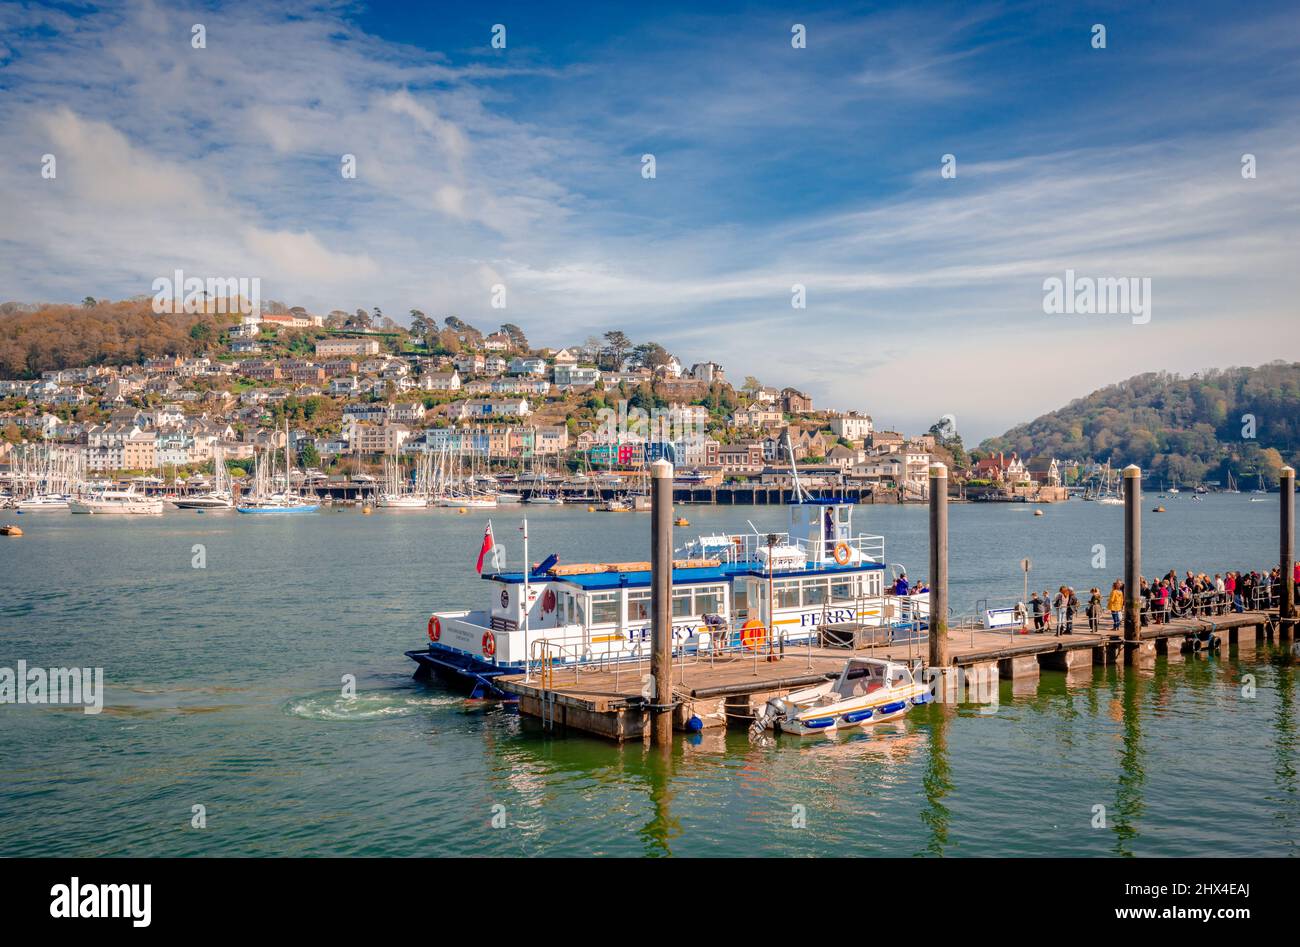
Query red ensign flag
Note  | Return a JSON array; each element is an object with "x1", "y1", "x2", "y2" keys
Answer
[{"x1": 476, "y1": 521, "x2": 495, "y2": 574}]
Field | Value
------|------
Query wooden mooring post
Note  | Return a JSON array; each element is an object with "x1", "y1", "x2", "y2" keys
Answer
[
  {"x1": 1123, "y1": 464, "x2": 1144, "y2": 664},
  {"x1": 1282, "y1": 465, "x2": 1295, "y2": 640},
  {"x1": 929, "y1": 463, "x2": 949, "y2": 668},
  {"x1": 650, "y1": 458, "x2": 674, "y2": 746}
]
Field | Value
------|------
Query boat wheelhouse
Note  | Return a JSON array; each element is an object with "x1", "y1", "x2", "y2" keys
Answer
[{"x1": 407, "y1": 496, "x2": 928, "y2": 697}]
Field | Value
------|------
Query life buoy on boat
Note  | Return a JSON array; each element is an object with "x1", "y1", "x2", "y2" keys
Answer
[
  {"x1": 833, "y1": 542, "x2": 852, "y2": 565},
  {"x1": 542, "y1": 588, "x2": 557, "y2": 614},
  {"x1": 482, "y1": 630, "x2": 496, "y2": 657},
  {"x1": 740, "y1": 618, "x2": 767, "y2": 651},
  {"x1": 427, "y1": 615, "x2": 441, "y2": 642}
]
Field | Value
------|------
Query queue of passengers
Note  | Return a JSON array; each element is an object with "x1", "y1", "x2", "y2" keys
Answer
[{"x1": 1019, "y1": 564, "x2": 1298, "y2": 635}]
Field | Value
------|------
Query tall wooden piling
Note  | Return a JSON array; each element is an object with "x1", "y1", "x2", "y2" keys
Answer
[
  {"x1": 1123, "y1": 464, "x2": 1142, "y2": 659},
  {"x1": 929, "y1": 463, "x2": 949, "y2": 667},
  {"x1": 1281, "y1": 465, "x2": 1295, "y2": 638},
  {"x1": 649, "y1": 458, "x2": 674, "y2": 745}
]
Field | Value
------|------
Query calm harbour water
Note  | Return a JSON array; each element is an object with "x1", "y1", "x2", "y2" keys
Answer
[{"x1": 0, "y1": 495, "x2": 1295, "y2": 857}]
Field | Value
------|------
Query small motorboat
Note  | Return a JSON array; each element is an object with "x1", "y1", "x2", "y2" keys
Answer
[
  {"x1": 1, "y1": 524, "x2": 22, "y2": 536},
  {"x1": 753, "y1": 657, "x2": 929, "y2": 736},
  {"x1": 1153, "y1": 505, "x2": 1166, "y2": 513}
]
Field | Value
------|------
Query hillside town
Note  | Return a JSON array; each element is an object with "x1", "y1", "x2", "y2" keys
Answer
[{"x1": 0, "y1": 304, "x2": 1071, "y2": 500}]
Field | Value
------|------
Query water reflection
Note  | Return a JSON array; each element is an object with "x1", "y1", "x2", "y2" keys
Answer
[
  {"x1": 917, "y1": 704, "x2": 953, "y2": 857},
  {"x1": 1270, "y1": 645, "x2": 1297, "y2": 854},
  {"x1": 638, "y1": 744, "x2": 681, "y2": 857},
  {"x1": 1110, "y1": 666, "x2": 1146, "y2": 856}
]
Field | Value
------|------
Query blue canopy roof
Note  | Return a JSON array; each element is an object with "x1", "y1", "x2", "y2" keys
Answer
[{"x1": 485, "y1": 560, "x2": 883, "y2": 589}]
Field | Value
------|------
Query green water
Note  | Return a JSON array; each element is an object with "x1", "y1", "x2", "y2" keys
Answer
[{"x1": 0, "y1": 497, "x2": 1295, "y2": 856}]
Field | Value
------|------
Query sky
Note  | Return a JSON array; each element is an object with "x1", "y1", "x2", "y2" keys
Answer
[{"x1": 0, "y1": 0, "x2": 1297, "y2": 440}]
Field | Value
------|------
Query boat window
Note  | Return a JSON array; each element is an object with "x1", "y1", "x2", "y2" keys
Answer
[
  {"x1": 830, "y1": 578, "x2": 855, "y2": 602},
  {"x1": 694, "y1": 587, "x2": 722, "y2": 615},
  {"x1": 590, "y1": 591, "x2": 619, "y2": 625},
  {"x1": 569, "y1": 594, "x2": 586, "y2": 626},
  {"x1": 801, "y1": 579, "x2": 828, "y2": 607},
  {"x1": 672, "y1": 588, "x2": 693, "y2": 617},
  {"x1": 732, "y1": 583, "x2": 748, "y2": 617},
  {"x1": 775, "y1": 580, "x2": 799, "y2": 609},
  {"x1": 627, "y1": 589, "x2": 651, "y2": 622}
]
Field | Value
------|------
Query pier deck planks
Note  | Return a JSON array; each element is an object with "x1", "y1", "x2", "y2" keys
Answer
[{"x1": 496, "y1": 611, "x2": 1278, "y2": 717}]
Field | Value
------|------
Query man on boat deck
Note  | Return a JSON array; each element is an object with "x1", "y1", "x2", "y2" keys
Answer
[{"x1": 893, "y1": 572, "x2": 910, "y2": 596}]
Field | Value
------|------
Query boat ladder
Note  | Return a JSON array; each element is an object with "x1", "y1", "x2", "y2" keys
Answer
[{"x1": 529, "y1": 639, "x2": 571, "y2": 731}]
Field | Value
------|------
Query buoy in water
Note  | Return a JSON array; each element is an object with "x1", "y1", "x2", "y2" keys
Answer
[
  {"x1": 1033, "y1": 509, "x2": 1044, "y2": 516},
  {"x1": 587, "y1": 505, "x2": 596, "y2": 512},
  {"x1": 362, "y1": 506, "x2": 372, "y2": 515},
  {"x1": 458, "y1": 507, "x2": 468, "y2": 514}
]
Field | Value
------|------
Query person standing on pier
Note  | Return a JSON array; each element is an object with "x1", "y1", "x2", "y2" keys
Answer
[
  {"x1": 1053, "y1": 585, "x2": 1078, "y2": 635},
  {"x1": 1214, "y1": 573, "x2": 1226, "y2": 615},
  {"x1": 1108, "y1": 581, "x2": 1124, "y2": 630},
  {"x1": 1086, "y1": 587, "x2": 1102, "y2": 634},
  {"x1": 1030, "y1": 591, "x2": 1046, "y2": 632}
]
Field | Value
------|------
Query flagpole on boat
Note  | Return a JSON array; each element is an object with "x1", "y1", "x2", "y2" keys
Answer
[{"x1": 521, "y1": 517, "x2": 530, "y2": 644}]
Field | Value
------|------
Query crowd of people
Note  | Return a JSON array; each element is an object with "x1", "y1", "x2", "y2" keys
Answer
[{"x1": 1021, "y1": 562, "x2": 1300, "y2": 636}]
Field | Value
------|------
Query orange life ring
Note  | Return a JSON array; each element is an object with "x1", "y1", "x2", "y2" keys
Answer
[
  {"x1": 482, "y1": 630, "x2": 496, "y2": 657},
  {"x1": 740, "y1": 618, "x2": 767, "y2": 651},
  {"x1": 427, "y1": 615, "x2": 441, "y2": 642},
  {"x1": 833, "y1": 542, "x2": 852, "y2": 565}
]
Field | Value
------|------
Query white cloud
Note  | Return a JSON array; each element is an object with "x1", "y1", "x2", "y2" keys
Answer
[{"x1": 0, "y1": 2, "x2": 1296, "y2": 440}]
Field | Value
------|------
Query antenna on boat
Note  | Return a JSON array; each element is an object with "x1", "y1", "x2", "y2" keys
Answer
[{"x1": 785, "y1": 432, "x2": 810, "y2": 503}]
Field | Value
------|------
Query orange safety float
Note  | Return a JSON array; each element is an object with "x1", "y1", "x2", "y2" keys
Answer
[
  {"x1": 740, "y1": 618, "x2": 768, "y2": 651},
  {"x1": 427, "y1": 614, "x2": 441, "y2": 642},
  {"x1": 482, "y1": 630, "x2": 496, "y2": 657},
  {"x1": 833, "y1": 542, "x2": 852, "y2": 565}
]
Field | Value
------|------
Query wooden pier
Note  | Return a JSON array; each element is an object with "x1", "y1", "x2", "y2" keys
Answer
[
  {"x1": 496, "y1": 610, "x2": 1283, "y2": 741},
  {"x1": 497, "y1": 462, "x2": 1296, "y2": 743}
]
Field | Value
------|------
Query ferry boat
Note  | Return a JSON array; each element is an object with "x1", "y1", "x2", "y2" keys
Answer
[
  {"x1": 406, "y1": 494, "x2": 928, "y2": 698},
  {"x1": 752, "y1": 657, "x2": 929, "y2": 736}
]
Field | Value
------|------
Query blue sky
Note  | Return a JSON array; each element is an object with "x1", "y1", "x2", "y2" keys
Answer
[{"x1": 1, "y1": 0, "x2": 1297, "y2": 438}]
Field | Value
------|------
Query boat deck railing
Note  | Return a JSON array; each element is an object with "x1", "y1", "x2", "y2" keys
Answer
[{"x1": 693, "y1": 532, "x2": 885, "y2": 566}]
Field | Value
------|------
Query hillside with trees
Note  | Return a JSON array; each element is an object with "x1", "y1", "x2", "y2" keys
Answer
[
  {"x1": 979, "y1": 362, "x2": 1300, "y2": 486},
  {"x1": 0, "y1": 298, "x2": 234, "y2": 377}
]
